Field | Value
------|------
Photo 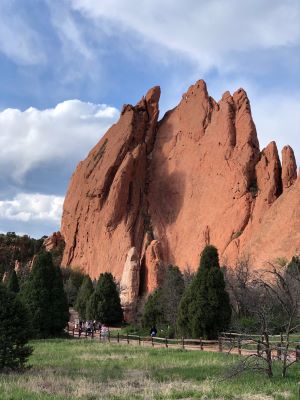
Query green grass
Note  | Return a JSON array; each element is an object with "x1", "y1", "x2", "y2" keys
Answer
[{"x1": 0, "y1": 338, "x2": 299, "y2": 399}]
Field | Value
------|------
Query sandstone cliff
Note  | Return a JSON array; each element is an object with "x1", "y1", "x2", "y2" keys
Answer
[{"x1": 61, "y1": 80, "x2": 299, "y2": 315}]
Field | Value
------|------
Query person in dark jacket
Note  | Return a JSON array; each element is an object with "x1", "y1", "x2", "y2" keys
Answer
[{"x1": 150, "y1": 326, "x2": 157, "y2": 337}]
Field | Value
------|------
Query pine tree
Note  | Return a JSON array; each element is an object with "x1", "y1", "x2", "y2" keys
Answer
[
  {"x1": 21, "y1": 251, "x2": 69, "y2": 337},
  {"x1": 161, "y1": 265, "x2": 184, "y2": 328},
  {"x1": 0, "y1": 264, "x2": 5, "y2": 282},
  {"x1": 50, "y1": 266, "x2": 69, "y2": 335},
  {"x1": 142, "y1": 289, "x2": 164, "y2": 327},
  {"x1": 287, "y1": 256, "x2": 300, "y2": 274},
  {"x1": 7, "y1": 270, "x2": 20, "y2": 293},
  {"x1": 177, "y1": 245, "x2": 231, "y2": 339},
  {"x1": 75, "y1": 275, "x2": 94, "y2": 320},
  {"x1": 0, "y1": 283, "x2": 32, "y2": 370},
  {"x1": 176, "y1": 283, "x2": 193, "y2": 336},
  {"x1": 87, "y1": 273, "x2": 123, "y2": 325}
]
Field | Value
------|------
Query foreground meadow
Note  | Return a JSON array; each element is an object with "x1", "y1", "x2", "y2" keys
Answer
[{"x1": 0, "y1": 339, "x2": 299, "y2": 400}]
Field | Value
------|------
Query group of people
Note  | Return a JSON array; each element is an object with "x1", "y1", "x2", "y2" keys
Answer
[
  {"x1": 74, "y1": 319, "x2": 158, "y2": 339},
  {"x1": 75, "y1": 320, "x2": 109, "y2": 337}
]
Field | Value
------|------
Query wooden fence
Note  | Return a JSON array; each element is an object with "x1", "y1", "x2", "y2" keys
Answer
[
  {"x1": 66, "y1": 325, "x2": 300, "y2": 362},
  {"x1": 219, "y1": 332, "x2": 300, "y2": 362}
]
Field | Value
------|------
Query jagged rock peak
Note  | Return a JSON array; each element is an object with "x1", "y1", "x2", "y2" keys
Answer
[
  {"x1": 282, "y1": 145, "x2": 297, "y2": 189},
  {"x1": 256, "y1": 141, "x2": 282, "y2": 204},
  {"x1": 61, "y1": 78, "x2": 300, "y2": 317}
]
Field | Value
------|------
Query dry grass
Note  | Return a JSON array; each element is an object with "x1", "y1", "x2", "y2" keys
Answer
[{"x1": 0, "y1": 339, "x2": 299, "y2": 399}]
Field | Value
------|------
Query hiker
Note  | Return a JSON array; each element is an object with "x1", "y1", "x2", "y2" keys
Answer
[
  {"x1": 101, "y1": 324, "x2": 109, "y2": 340},
  {"x1": 86, "y1": 321, "x2": 92, "y2": 335},
  {"x1": 150, "y1": 326, "x2": 157, "y2": 337}
]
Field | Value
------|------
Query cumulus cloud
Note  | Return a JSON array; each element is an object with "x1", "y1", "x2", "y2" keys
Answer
[
  {"x1": 69, "y1": 0, "x2": 300, "y2": 70},
  {"x1": 0, "y1": 193, "x2": 64, "y2": 223},
  {"x1": 0, "y1": 100, "x2": 119, "y2": 183}
]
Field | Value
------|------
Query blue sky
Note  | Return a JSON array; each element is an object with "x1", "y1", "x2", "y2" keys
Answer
[{"x1": 0, "y1": 0, "x2": 299, "y2": 237}]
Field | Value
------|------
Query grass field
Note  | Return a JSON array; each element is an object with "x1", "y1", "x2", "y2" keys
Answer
[{"x1": 0, "y1": 339, "x2": 299, "y2": 400}]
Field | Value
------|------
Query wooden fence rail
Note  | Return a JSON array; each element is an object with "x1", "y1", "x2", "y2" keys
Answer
[{"x1": 66, "y1": 325, "x2": 300, "y2": 362}]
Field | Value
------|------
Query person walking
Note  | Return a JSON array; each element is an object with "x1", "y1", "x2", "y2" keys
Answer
[{"x1": 150, "y1": 326, "x2": 157, "y2": 337}]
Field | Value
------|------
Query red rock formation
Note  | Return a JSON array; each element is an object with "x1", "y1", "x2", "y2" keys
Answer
[
  {"x1": 61, "y1": 79, "x2": 299, "y2": 309},
  {"x1": 62, "y1": 87, "x2": 161, "y2": 280},
  {"x1": 120, "y1": 247, "x2": 140, "y2": 320},
  {"x1": 143, "y1": 240, "x2": 164, "y2": 293},
  {"x1": 282, "y1": 145, "x2": 297, "y2": 189},
  {"x1": 44, "y1": 232, "x2": 64, "y2": 252}
]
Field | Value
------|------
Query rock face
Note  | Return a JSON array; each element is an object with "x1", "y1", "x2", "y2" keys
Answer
[
  {"x1": 61, "y1": 79, "x2": 299, "y2": 317},
  {"x1": 120, "y1": 247, "x2": 140, "y2": 321}
]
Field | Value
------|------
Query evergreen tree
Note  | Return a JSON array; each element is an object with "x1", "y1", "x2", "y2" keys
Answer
[
  {"x1": 21, "y1": 251, "x2": 69, "y2": 337},
  {"x1": 287, "y1": 256, "x2": 300, "y2": 274},
  {"x1": 142, "y1": 289, "x2": 164, "y2": 327},
  {"x1": 87, "y1": 273, "x2": 123, "y2": 325},
  {"x1": 0, "y1": 283, "x2": 32, "y2": 370},
  {"x1": 64, "y1": 278, "x2": 78, "y2": 306},
  {"x1": 61, "y1": 266, "x2": 86, "y2": 307},
  {"x1": 177, "y1": 245, "x2": 231, "y2": 339},
  {"x1": 161, "y1": 265, "x2": 185, "y2": 328},
  {"x1": 50, "y1": 266, "x2": 69, "y2": 334},
  {"x1": 7, "y1": 270, "x2": 20, "y2": 293},
  {"x1": 0, "y1": 264, "x2": 5, "y2": 282},
  {"x1": 75, "y1": 275, "x2": 94, "y2": 319}
]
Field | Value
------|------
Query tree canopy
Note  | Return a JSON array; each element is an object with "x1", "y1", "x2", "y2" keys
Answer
[
  {"x1": 177, "y1": 245, "x2": 231, "y2": 339},
  {"x1": 75, "y1": 275, "x2": 94, "y2": 320},
  {"x1": 0, "y1": 283, "x2": 32, "y2": 370},
  {"x1": 7, "y1": 270, "x2": 20, "y2": 293},
  {"x1": 87, "y1": 272, "x2": 123, "y2": 325},
  {"x1": 21, "y1": 251, "x2": 69, "y2": 337}
]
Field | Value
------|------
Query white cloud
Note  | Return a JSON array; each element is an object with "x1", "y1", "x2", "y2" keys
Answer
[
  {"x1": 0, "y1": 100, "x2": 119, "y2": 183},
  {"x1": 49, "y1": 1, "x2": 93, "y2": 60},
  {"x1": 69, "y1": 0, "x2": 300, "y2": 71},
  {"x1": 0, "y1": 193, "x2": 64, "y2": 223},
  {"x1": 0, "y1": 3, "x2": 45, "y2": 65}
]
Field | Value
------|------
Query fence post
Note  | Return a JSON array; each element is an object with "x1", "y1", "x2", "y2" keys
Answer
[
  {"x1": 257, "y1": 342, "x2": 261, "y2": 356},
  {"x1": 99, "y1": 330, "x2": 101, "y2": 341},
  {"x1": 138, "y1": 336, "x2": 141, "y2": 346},
  {"x1": 117, "y1": 332, "x2": 120, "y2": 343},
  {"x1": 218, "y1": 337, "x2": 223, "y2": 353},
  {"x1": 72, "y1": 328, "x2": 75, "y2": 337},
  {"x1": 151, "y1": 336, "x2": 154, "y2": 347},
  {"x1": 127, "y1": 333, "x2": 129, "y2": 344},
  {"x1": 165, "y1": 337, "x2": 168, "y2": 348},
  {"x1": 182, "y1": 337, "x2": 185, "y2": 350},
  {"x1": 277, "y1": 343, "x2": 281, "y2": 360},
  {"x1": 85, "y1": 330, "x2": 88, "y2": 339},
  {"x1": 91, "y1": 329, "x2": 94, "y2": 339},
  {"x1": 79, "y1": 329, "x2": 81, "y2": 338},
  {"x1": 296, "y1": 345, "x2": 300, "y2": 362},
  {"x1": 200, "y1": 338, "x2": 203, "y2": 351},
  {"x1": 238, "y1": 339, "x2": 241, "y2": 356},
  {"x1": 108, "y1": 329, "x2": 110, "y2": 343}
]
